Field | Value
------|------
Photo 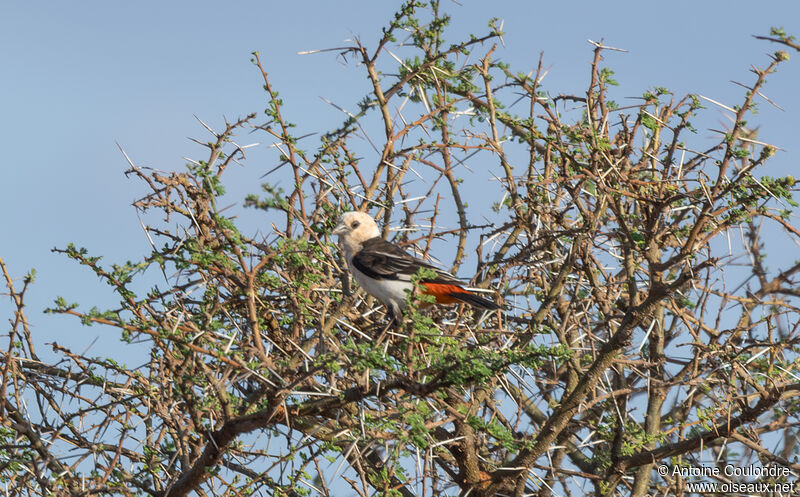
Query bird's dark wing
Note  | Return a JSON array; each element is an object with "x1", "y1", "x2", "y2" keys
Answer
[{"x1": 351, "y1": 237, "x2": 461, "y2": 284}]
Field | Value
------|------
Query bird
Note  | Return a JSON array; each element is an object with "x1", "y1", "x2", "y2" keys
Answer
[{"x1": 332, "y1": 211, "x2": 499, "y2": 322}]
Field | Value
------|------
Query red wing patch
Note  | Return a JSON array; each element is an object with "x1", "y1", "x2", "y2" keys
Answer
[{"x1": 419, "y1": 282, "x2": 468, "y2": 304}]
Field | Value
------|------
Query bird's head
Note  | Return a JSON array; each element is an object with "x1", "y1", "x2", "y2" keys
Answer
[{"x1": 333, "y1": 212, "x2": 380, "y2": 256}]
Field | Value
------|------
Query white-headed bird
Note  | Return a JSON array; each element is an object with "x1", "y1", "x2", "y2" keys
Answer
[{"x1": 333, "y1": 212, "x2": 499, "y2": 321}]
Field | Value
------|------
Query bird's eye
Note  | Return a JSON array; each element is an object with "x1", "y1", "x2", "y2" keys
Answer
[{"x1": 351, "y1": 221, "x2": 360, "y2": 228}]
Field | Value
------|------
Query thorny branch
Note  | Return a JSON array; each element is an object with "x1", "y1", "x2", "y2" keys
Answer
[{"x1": 2, "y1": 3, "x2": 799, "y2": 497}]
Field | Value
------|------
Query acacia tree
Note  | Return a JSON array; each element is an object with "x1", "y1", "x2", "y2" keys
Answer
[{"x1": 2, "y1": 3, "x2": 800, "y2": 496}]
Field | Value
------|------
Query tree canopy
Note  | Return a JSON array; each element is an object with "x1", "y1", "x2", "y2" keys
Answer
[{"x1": 3, "y1": 3, "x2": 800, "y2": 496}]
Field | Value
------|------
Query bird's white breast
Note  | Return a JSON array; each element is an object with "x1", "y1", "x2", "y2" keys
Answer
[{"x1": 349, "y1": 264, "x2": 413, "y2": 312}]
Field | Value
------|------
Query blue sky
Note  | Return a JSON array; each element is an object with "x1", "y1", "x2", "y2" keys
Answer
[{"x1": 2, "y1": 1, "x2": 799, "y2": 359}]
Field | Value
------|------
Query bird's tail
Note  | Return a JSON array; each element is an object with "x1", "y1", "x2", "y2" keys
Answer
[
  {"x1": 449, "y1": 291, "x2": 500, "y2": 310},
  {"x1": 419, "y1": 282, "x2": 500, "y2": 310}
]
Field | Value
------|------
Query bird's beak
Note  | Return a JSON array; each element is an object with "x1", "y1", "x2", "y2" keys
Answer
[{"x1": 332, "y1": 221, "x2": 348, "y2": 236}]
